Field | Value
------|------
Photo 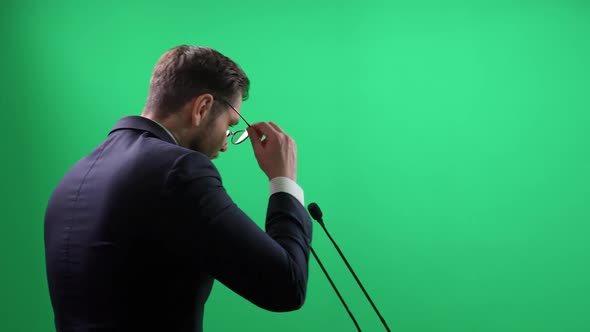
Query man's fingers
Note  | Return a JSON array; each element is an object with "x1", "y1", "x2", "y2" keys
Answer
[
  {"x1": 250, "y1": 122, "x2": 280, "y2": 142},
  {"x1": 247, "y1": 127, "x2": 263, "y2": 152},
  {"x1": 247, "y1": 126, "x2": 260, "y2": 140},
  {"x1": 268, "y1": 122, "x2": 284, "y2": 134}
]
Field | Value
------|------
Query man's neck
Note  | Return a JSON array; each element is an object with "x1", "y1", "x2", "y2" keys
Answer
[{"x1": 141, "y1": 113, "x2": 180, "y2": 145}]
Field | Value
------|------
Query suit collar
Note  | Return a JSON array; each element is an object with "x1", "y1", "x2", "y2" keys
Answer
[{"x1": 109, "y1": 116, "x2": 177, "y2": 145}]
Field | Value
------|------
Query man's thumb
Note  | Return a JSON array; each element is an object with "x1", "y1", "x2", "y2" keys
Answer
[{"x1": 247, "y1": 126, "x2": 262, "y2": 150}]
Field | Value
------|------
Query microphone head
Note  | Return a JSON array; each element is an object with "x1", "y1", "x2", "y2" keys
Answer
[{"x1": 307, "y1": 202, "x2": 323, "y2": 221}]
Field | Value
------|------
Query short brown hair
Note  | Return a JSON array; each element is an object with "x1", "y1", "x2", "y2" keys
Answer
[{"x1": 145, "y1": 45, "x2": 250, "y2": 115}]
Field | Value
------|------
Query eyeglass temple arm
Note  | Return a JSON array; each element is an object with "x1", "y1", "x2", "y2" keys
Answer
[
  {"x1": 222, "y1": 98, "x2": 252, "y2": 127},
  {"x1": 236, "y1": 112, "x2": 252, "y2": 127}
]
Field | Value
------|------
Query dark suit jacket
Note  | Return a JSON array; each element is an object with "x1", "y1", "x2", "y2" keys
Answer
[{"x1": 44, "y1": 116, "x2": 313, "y2": 332}]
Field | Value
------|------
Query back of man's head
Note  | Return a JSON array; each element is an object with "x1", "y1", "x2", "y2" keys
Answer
[{"x1": 145, "y1": 45, "x2": 250, "y2": 116}]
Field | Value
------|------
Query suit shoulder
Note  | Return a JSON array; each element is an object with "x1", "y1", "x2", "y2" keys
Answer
[{"x1": 164, "y1": 150, "x2": 221, "y2": 187}]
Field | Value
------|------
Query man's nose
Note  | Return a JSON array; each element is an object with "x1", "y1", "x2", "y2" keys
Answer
[{"x1": 220, "y1": 141, "x2": 228, "y2": 152}]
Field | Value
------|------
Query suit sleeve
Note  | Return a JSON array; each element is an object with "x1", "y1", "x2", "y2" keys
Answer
[{"x1": 162, "y1": 152, "x2": 313, "y2": 311}]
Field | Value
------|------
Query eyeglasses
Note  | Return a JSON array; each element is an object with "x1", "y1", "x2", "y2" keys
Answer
[{"x1": 218, "y1": 98, "x2": 251, "y2": 145}]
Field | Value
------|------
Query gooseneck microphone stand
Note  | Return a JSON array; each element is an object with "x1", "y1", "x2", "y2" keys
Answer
[
  {"x1": 310, "y1": 247, "x2": 361, "y2": 331},
  {"x1": 308, "y1": 202, "x2": 392, "y2": 332}
]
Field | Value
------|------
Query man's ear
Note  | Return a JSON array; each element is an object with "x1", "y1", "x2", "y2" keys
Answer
[{"x1": 191, "y1": 93, "x2": 214, "y2": 127}]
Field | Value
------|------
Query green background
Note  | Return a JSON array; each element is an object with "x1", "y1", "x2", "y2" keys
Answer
[{"x1": 1, "y1": 0, "x2": 589, "y2": 331}]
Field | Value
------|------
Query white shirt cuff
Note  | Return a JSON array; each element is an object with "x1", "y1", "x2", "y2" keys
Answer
[{"x1": 270, "y1": 176, "x2": 304, "y2": 207}]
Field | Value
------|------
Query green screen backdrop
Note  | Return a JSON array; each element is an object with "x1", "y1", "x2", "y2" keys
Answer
[{"x1": 1, "y1": 0, "x2": 589, "y2": 331}]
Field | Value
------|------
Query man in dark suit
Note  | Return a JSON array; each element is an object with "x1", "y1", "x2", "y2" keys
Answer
[{"x1": 44, "y1": 45, "x2": 312, "y2": 332}]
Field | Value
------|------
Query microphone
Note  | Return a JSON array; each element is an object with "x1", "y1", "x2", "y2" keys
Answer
[
  {"x1": 308, "y1": 202, "x2": 392, "y2": 332},
  {"x1": 307, "y1": 203, "x2": 324, "y2": 225}
]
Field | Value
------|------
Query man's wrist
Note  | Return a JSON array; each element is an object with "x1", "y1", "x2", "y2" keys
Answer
[{"x1": 269, "y1": 176, "x2": 304, "y2": 206}]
